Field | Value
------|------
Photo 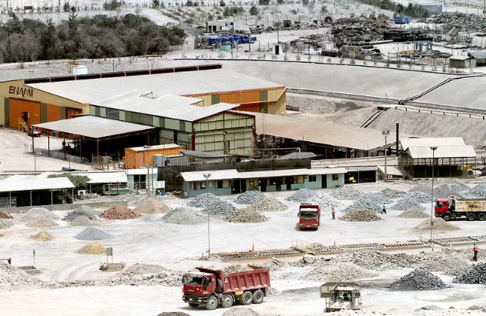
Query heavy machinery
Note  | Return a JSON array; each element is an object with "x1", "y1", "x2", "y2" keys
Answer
[
  {"x1": 298, "y1": 204, "x2": 321, "y2": 230},
  {"x1": 320, "y1": 282, "x2": 363, "y2": 312},
  {"x1": 435, "y1": 196, "x2": 486, "y2": 221},
  {"x1": 182, "y1": 266, "x2": 270, "y2": 310}
]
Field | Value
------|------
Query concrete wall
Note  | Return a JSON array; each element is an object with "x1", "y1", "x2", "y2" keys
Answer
[{"x1": 327, "y1": 173, "x2": 345, "y2": 188}]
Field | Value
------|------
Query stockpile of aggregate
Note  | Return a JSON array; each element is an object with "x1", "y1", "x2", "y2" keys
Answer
[
  {"x1": 75, "y1": 242, "x2": 106, "y2": 254},
  {"x1": 26, "y1": 218, "x2": 59, "y2": 228},
  {"x1": 20, "y1": 207, "x2": 59, "y2": 222},
  {"x1": 224, "y1": 265, "x2": 254, "y2": 273},
  {"x1": 75, "y1": 227, "x2": 111, "y2": 240},
  {"x1": 226, "y1": 208, "x2": 268, "y2": 223},
  {"x1": 304, "y1": 261, "x2": 377, "y2": 281},
  {"x1": 234, "y1": 191, "x2": 265, "y2": 204},
  {"x1": 0, "y1": 262, "x2": 44, "y2": 288},
  {"x1": 414, "y1": 218, "x2": 460, "y2": 231},
  {"x1": 380, "y1": 188, "x2": 407, "y2": 199},
  {"x1": 100, "y1": 205, "x2": 141, "y2": 219},
  {"x1": 134, "y1": 198, "x2": 171, "y2": 214},
  {"x1": 397, "y1": 208, "x2": 430, "y2": 218},
  {"x1": 339, "y1": 209, "x2": 382, "y2": 222},
  {"x1": 157, "y1": 312, "x2": 190, "y2": 316},
  {"x1": 63, "y1": 205, "x2": 98, "y2": 221},
  {"x1": 343, "y1": 193, "x2": 392, "y2": 214},
  {"x1": 162, "y1": 207, "x2": 206, "y2": 225},
  {"x1": 454, "y1": 263, "x2": 486, "y2": 284},
  {"x1": 392, "y1": 191, "x2": 431, "y2": 210},
  {"x1": 118, "y1": 263, "x2": 167, "y2": 275},
  {"x1": 287, "y1": 189, "x2": 341, "y2": 208},
  {"x1": 434, "y1": 183, "x2": 469, "y2": 199},
  {"x1": 70, "y1": 215, "x2": 92, "y2": 226},
  {"x1": 221, "y1": 308, "x2": 261, "y2": 316},
  {"x1": 470, "y1": 184, "x2": 486, "y2": 197},
  {"x1": 0, "y1": 211, "x2": 12, "y2": 219},
  {"x1": 0, "y1": 219, "x2": 13, "y2": 229},
  {"x1": 409, "y1": 182, "x2": 434, "y2": 196},
  {"x1": 189, "y1": 193, "x2": 235, "y2": 216},
  {"x1": 245, "y1": 196, "x2": 287, "y2": 212},
  {"x1": 29, "y1": 231, "x2": 53, "y2": 241},
  {"x1": 390, "y1": 269, "x2": 448, "y2": 291},
  {"x1": 330, "y1": 186, "x2": 365, "y2": 200}
]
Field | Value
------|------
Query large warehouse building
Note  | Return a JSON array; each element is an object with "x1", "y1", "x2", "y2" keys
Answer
[{"x1": 0, "y1": 64, "x2": 287, "y2": 129}]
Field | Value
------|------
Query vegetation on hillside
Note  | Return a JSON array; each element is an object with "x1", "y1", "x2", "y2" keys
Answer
[{"x1": 355, "y1": 0, "x2": 429, "y2": 18}]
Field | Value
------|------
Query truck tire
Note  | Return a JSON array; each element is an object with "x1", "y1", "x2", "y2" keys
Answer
[
  {"x1": 467, "y1": 213, "x2": 476, "y2": 221},
  {"x1": 442, "y1": 213, "x2": 451, "y2": 221},
  {"x1": 221, "y1": 294, "x2": 234, "y2": 308},
  {"x1": 188, "y1": 303, "x2": 199, "y2": 308},
  {"x1": 241, "y1": 291, "x2": 253, "y2": 305},
  {"x1": 478, "y1": 213, "x2": 486, "y2": 221},
  {"x1": 252, "y1": 289, "x2": 264, "y2": 304},
  {"x1": 206, "y1": 296, "x2": 218, "y2": 310}
]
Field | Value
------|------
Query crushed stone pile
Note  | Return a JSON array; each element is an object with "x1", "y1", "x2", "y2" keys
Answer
[
  {"x1": 454, "y1": 263, "x2": 486, "y2": 284},
  {"x1": 100, "y1": 205, "x2": 141, "y2": 220},
  {"x1": 304, "y1": 262, "x2": 377, "y2": 281},
  {"x1": 330, "y1": 186, "x2": 364, "y2": 200},
  {"x1": 286, "y1": 189, "x2": 341, "y2": 208},
  {"x1": 245, "y1": 196, "x2": 287, "y2": 212},
  {"x1": 380, "y1": 188, "x2": 407, "y2": 199},
  {"x1": 0, "y1": 219, "x2": 13, "y2": 229},
  {"x1": 162, "y1": 207, "x2": 206, "y2": 225},
  {"x1": 0, "y1": 262, "x2": 44, "y2": 288},
  {"x1": 157, "y1": 313, "x2": 190, "y2": 316},
  {"x1": 414, "y1": 217, "x2": 460, "y2": 231},
  {"x1": 188, "y1": 193, "x2": 222, "y2": 208},
  {"x1": 75, "y1": 227, "x2": 111, "y2": 240},
  {"x1": 118, "y1": 263, "x2": 167, "y2": 275},
  {"x1": 134, "y1": 198, "x2": 171, "y2": 214},
  {"x1": 397, "y1": 208, "x2": 430, "y2": 218},
  {"x1": 234, "y1": 191, "x2": 265, "y2": 204},
  {"x1": 259, "y1": 258, "x2": 288, "y2": 272},
  {"x1": 467, "y1": 305, "x2": 486, "y2": 312},
  {"x1": 226, "y1": 208, "x2": 268, "y2": 223},
  {"x1": 221, "y1": 308, "x2": 261, "y2": 316},
  {"x1": 339, "y1": 209, "x2": 382, "y2": 222},
  {"x1": 390, "y1": 269, "x2": 448, "y2": 291},
  {"x1": 287, "y1": 188, "x2": 319, "y2": 202},
  {"x1": 434, "y1": 183, "x2": 468, "y2": 199},
  {"x1": 20, "y1": 207, "x2": 59, "y2": 222},
  {"x1": 410, "y1": 182, "x2": 434, "y2": 196},
  {"x1": 343, "y1": 193, "x2": 392, "y2": 214},
  {"x1": 189, "y1": 193, "x2": 236, "y2": 216},
  {"x1": 70, "y1": 215, "x2": 92, "y2": 226},
  {"x1": 470, "y1": 184, "x2": 486, "y2": 197},
  {"x1": 0, "y1": 211, "x2": 12, "y2": 219},
  {"x1": 63, "y1": 205, "x2": 98, "y2": 221},
  {"x1": 442, "y1": 247, "x2": 484, "y2": 261},
  {"x1": 224, "y1": 265, "x2": 254, "y2": 273},
  {"x1": 26, "y1": 218, "x2": 59, "y2": 228},
  {"x1": 393, "y1": 191, "x2": 431, "y2": 210},
  {"x1": 75, "y1": 242, "x2": 106, "y2": 254},
  {"x1": 29, "y1": 231, "x2": 53, "y2": 241}
]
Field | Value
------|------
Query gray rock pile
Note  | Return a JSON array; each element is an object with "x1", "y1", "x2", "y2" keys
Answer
[
  {"x1": 330, "y1": 186, "x2": 364, "y2": 200},
  {"x1": 470, "y1": 184, "x2": 486, "y2": 197},
  {"x1": 454, "y1": 263, "x2": 486, "y2": 284},
  {"x1": 0, "y1": 262, "x2": 44, "y2": 289},
  {"x1": 343, "y1": 193, "x2": 392, "y2": 214},
  {"x1": 20, "y1": 207, "x2": 59, "y2": 222},
  {"x1": 188, "y1": 193, "x2": 221, "y2": 207},
  {"x1": 390, "y1": 269, "x2": 448, "y2": 291},
  {"x1": 63, "y1": 205, "x2": 98, "y2": 221},
  {"x1": 393, "y1": 191, "x2": 431, "y2": 210},
  {"x1": 0, "y1": 219, "x2": 13, "y2": 229},
  {"x1": 397, "y1": 208, "x2": 429, "y2": 218},
  {"x1": 286, "y1": 188, "x2": 319, "y2": 202},
  {"x1": 304, "y1": 261, "x2": 377, "y2": 281},
  {"x1": 380, "y1": 188, "x2": 407, "y2": 199},
  {"x1": 226, "y1": 208, "x2": 268, "y2": 223},
  {"x1": 234, "y1": 191, "x2": 264, "y2": 204},
  {"x1": 245, "y1": 196, "x2": 287, "y2": 212},
  {"x1": 157, "y1": 312, "x2": 190, "y2": 316},
  {"x1": 221, "y1": 308, "x2": 261, "y2": 316},
  {"x1": 26, "y1": 218, "x2": 59, "y2": 228},
  {"x1": 189, "y1": 193, "x2": 235, "y2": 216},
  {"x1": 75, "y1": 227, "x2": 112, "y2": 240},
  {"x1": 409, "y1": 182, "x2": 433, "y2": 196},
  {"x1": 414, "y1": 218, "x2": 460, "y2": 231},
  {"x1": 162, "y1": 207, "x2": 206, "y2": 225},
  {"x1": 287, "y1": 189, "x2": 341, "y2": 208},
  {"x1": 339, "y1": 209, "x2": 382, "y2": 222},
  {"x1": 70, "y1": 215, "x2": 92, "y2": 226},
  {"x1": 118, "y1": 263, "x2": 167, "y2": 276},
  {"x1": 434, "y1": 183, "x2": 468, "y2": 199},
  {"x1": 224, "y1": 265, "x2": 254, "y2": 273},
  {"x1": 467, "y1": 305, "x2": 486, "y2": 313}
]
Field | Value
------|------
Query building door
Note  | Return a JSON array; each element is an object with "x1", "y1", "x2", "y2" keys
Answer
[
  {"x1": 260, "y1": 179, "x2": 267, "y2": 192},
  {"x1": 321, "y1": 174, "x2": 327, "y2": 188},
  {"x1": 66, "y1": 108, "x2": 82, "y2": 119},
  {"x1": 9, "y1": 98, "x2": 41, "y2": 129}
]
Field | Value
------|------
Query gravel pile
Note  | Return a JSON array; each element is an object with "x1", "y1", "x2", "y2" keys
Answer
[
  {"x1": 414, "y1": 218, "x2": 460, "y2": 231},
  {"x1": 26, "y1": 218, "x2": 59, "y2": 228},
  {"x1": 0, "y1": 219, "x2": 13, "y2": 229},
  {"x1": 0, "y1": 262, "x2": 44, "y2": 288},
  {"x1": 75, "y1": 242, "x2": 106, "y2": 254},
  {"x1": 118, "y1": 263, "x2": 167, "y2": 275},
  {"x1": 0, "y1": 211, "x2": 12, "y2": 219},
  {"x1": 245, "y1": 196, "x2": 287, "y2": 212},
  {"x1": 188, "y1": 193, "x2": 222, "y2": 208},
  {"x1": 393, "y1": 191, "x2": 431, "y2": 210},
  {"x1": 259, "y1": 258, "x2": 288, "y2": 272},
  {"x1": 434, "y1": 183, "x2": 468, "y2": 199},
  {"x1": 20, "y1": 207, "x2": 59, "y2": 222},
  {"x1": 410, "y1": 183, "x2": 433, "y2": 196},
  {"x1": 157, "y1": 312, "x2": 190, "y2": 316},
  {"x1": 470, "y1": 184, "x2": 486, "y2": 197},
  {"x1": 226, "y1": 208, "x2": 268, "y2": 223},
  {"x1": 287, "y1": 188, "x2": 319, "y2": 202},
  {"x1": 330, "y1": 186, "x2": 364, "y2": 200},
  {"x1": 397, "y1": 208, "x2": 430, "y2": 218},
  {"x1": 189, "y1": 193, "x2": 236, "y2": 216},
  {"x1": 454, "y1": 263, "x2": 486, "y2": 284},
  {"x1": 339, "y1": 209, "x2": 382, "y2": 222},
  {"x1": 63, "y1": 205, "x2": 98, "y2": 221},
  {"x1": 344, "y1": 193, "x2": 392, "y2": 214},
  {"x1": 162, "y1": 207, "x2": 206, "y2": 225},
  {"x1": 380, "y1": 188, "x2": 407, "y2": 199},
  {"x1": 100, "y1": 205, "x2": 141, "y2": 219},
  {"x1": 234, "y1": 191, "x2": 264, "y2": 204},
  {"x1": 221, "y1": 308, "x2": 261, "y2": 316},
  {"x1": 467, "y1": 305, "x2": 486, "y2": 313},
  {"x1": 75, "y1": 227, "x2": 112, "y2": 240},
  {"x1": 304, "y1": 262, "x2": 377, "y2": 281},
  {"x1": 390, "y1": 269, "x2": 448, "y2": 291},
  {"x1": 223, "y1": 265, "x2": 254, "y2": 273},
  {"x1": 29, "y1": 231, "x2": 53, "y2": 241},
  {"x1": 70, "y1": 215, "x2": 92, "y2": 226},
  {"x1": 134, "y1": 199, "x2": 171, "y2": 214}
]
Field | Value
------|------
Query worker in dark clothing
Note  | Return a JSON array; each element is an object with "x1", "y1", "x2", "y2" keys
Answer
[
  {"x1": 332, "y1": 207, "x2": 335, "y2": 220},
  {"x1": 381, "y1": 204, "x2": 386, "y2": 215},
  {"x1": 473, "y1": 243, "x2": 479, "y2": 261}
]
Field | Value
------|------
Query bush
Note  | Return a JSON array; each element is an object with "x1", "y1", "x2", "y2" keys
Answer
[
  {"x1": 259, "y1": 0, "x2": 270, "y2": 4},
  {"x1": 250, "y1": 5, "x2": 259, "y2": 15}
]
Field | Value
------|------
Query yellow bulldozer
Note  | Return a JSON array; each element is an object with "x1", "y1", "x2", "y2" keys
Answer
[{"x1": 320, "y1": 282, "x2": 363, "y2": 312}]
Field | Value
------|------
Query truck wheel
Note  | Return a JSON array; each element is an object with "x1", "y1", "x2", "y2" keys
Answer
[
  {"x1": 467, "y1": 213, "x2": 476, "y2": 221},
  {"x1": 252, "y1": 289, "x2": 264, "y2": 304},
  {"x1": 478, "y1": 213, "x2": 486, "y2": 221},
  {"x1": 442, "y1": 213, "x2": 451, "y2": 221},
  {"x1": 206, "y1": 296, "x2": 218, "y2": 310},
  {"x1": 221, "y1": 294, "x2": 234, "y2": 308},
  {"x1": 241, "y1": 291, "x2": 253, "y2": 305},
  {"x1": 188, "y1": 303, "x2": 199, "y2": 308}
]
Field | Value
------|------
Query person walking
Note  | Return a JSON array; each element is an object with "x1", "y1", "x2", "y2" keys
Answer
[
  {"x1": 381, "y1": 203, "x2": 387, "y2": 215},
  {"x1": 332, "y1": 207, "x2": 336, "y2": 220},
  {"x1": 473, "y1": 243, "x2": 479, "y2": 261}
]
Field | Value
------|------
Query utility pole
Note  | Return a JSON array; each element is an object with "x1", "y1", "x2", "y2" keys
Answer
[
  {"x1": 32, "y1": 135, "x2": 36, "y2": 175},
  {"x1": 430, "y1": 146, "x2": 438, "y2": 250},
  {"x1": 203, "y1": 173, "x2": 212, "y2": 258},
  {"x1": 382, "y1": 129, "x2": 390, "y2": 182}
]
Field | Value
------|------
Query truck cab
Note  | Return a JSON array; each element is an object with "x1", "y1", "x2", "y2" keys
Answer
[
  {"x1": 298, "y1": 204, "x2": 321, "y2": 230},
  {"x1": 182, "y1": 271, "x2": 218, "y2": 308}
]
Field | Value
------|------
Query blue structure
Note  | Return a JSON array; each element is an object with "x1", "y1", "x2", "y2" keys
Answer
[
  {"x1": 394, "y1": 16, "x2": 412, "y2": 24},
  {"x1": 206, "y1": 34, "x2": 257, "y2": 46}
]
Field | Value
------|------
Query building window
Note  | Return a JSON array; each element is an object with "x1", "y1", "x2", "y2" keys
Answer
[
  {"x1": 293, "y1": 176, "x2": 304, "y2": 184},
  {"x1": 217, "y1": 180, "x2": 230, "y2": 189},
  {"x1": 309, "y1": 175, "x2": 317, "y2": 182},
  {"x1": 191, "y1": 181, "x2": 206, "y2": 190},
  {"x1": 332, "y1": 174, "x2": 339, "y2": 181},
  {"x1": 106, "y1": 108, "x2": 119, "y2": 120}
]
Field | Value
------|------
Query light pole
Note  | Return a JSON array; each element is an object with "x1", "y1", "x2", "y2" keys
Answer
[
  {"x1": 382, "y1": 129, "x2": 390, "y2": 182},
  {"x1": 430, "y1": 146, "x2": 438, "y2": 250},
  {"x1": 203, "y1": 173, "x2": 212, "y2": 258},
  {"x1": 32, "y1": 134, "x2": 37, "y2": 175}
]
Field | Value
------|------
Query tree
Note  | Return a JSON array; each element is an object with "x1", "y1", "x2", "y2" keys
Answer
[
  {"x1": 219, "y1": 0, "x2": 226, "y2": 6},
  {"x1": 152, "y1": 0, "x2": 160, "y2": 8},
  {"x1": 63, "y1": 1, "x2": 71, "y2": 12},
  {"x1": 48, "y1": 174, "x2": 90, "y2": 190},
  {"x1": 259, "y1": 0, "x2": 269, "y2": 5},
  {"x1": 320, "y1": 4, "x2": 327, "y2": 13},
  {"x1": 302, "y1": 0, "x2": 309, "y2": 5},
  {"x1": 277, "y1": 0, "x2": 284, "y2": 3},
  {"x1": 249, "y1": 5, "x2": 258, "y2": 15}
]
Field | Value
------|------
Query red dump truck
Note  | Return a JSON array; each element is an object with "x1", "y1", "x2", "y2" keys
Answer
[
  {"x1": 435, "y1": 196, "x2": 486, "y2": 221},
  {"x1": 298, "y1": 204, "x2": 321, "y2": 230},
  {"x1": 182, "y1": 266, "x2": 271, "y2": 310}
]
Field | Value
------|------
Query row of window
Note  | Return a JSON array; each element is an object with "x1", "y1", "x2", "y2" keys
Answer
[{"x1": 191, "y1": 180, "x2": 230, "y2": 190}]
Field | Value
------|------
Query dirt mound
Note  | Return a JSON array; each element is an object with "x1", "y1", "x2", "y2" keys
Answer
[
  {"x1": 29, "y1": 231, "x2": 53, "y2": 241},
  {"x1": 70, "y1": 215, "x2": 92, "y2": 226},
  {"x1": 414, "y1": 217, "x2": 460, "y2": 231},
  {"x1": 135, "y1": 199, "x2": 171, "y2": 214},
  {"x1": 390, "y1": 269, "x2": 448, "y2": 291},
  {"x1": 397, "y1": 208, "x2": 430, "y2": 218},
  {"x1": 75, "y1": 242, "x2": 107, "y2": 254},
  {"x1": 0, "y1": 211, "x2": 12, "y2": 219},
  {"x1": 226, "y1": 208, "x2": 268, "y2": 223},
  {"x1": 75, "y1": 227, "x2": 111, "y2": 240},
  {"x1": 20, "y1": 207, "x2": 59, "y2": 222},
  {"x1": 100, "y1": 205, "x2": 141, "y2": 219},
  {"x1": 0, "y1": 262, "x2": 44, "y2": 287},
  {"x1": 118, "y1": 263, "x2": 167, "y2": 276},
  {"x1": 26, "y1": 218, "x2": 59, "y2": 228},
  {"x1": 339, "y1": 209, "x2": 382, "y2": 222},
  {"x1": 224, "y1": 265, "x2": 254, "y2": 273}
]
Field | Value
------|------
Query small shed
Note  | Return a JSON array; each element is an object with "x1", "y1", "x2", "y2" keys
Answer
[
  {"x1": 467, "y1": 50, "x2": 486, "y2": 66},
  {"x1": 124, "y1": 144, "x2": 181, "y2": 169},
  {"x1": 449, "y1": 55, "x2": 475, "y2": 69}
]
